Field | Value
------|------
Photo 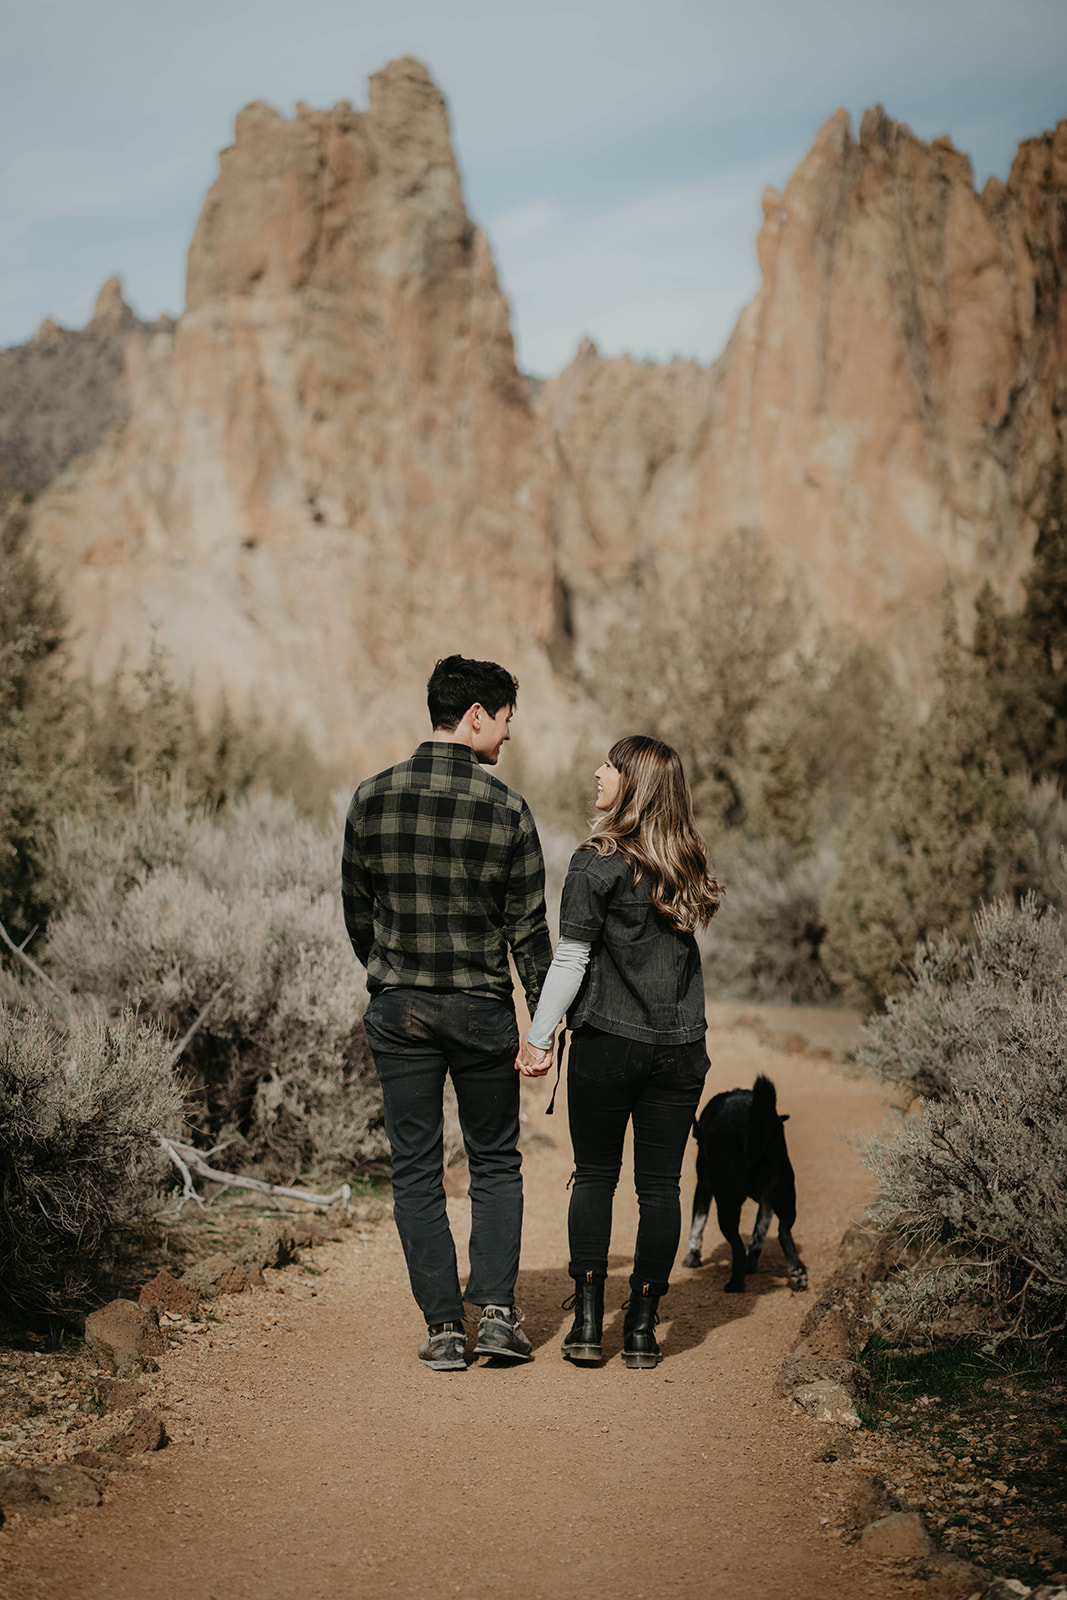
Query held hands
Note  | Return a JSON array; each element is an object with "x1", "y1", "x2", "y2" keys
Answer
[{"x1": 515, "y1": 1031, "x2": 554, "y2": 1077}]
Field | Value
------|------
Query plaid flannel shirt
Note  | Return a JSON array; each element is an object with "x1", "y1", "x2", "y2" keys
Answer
[{"x1": 341, "y1": 740, "x2": 552, "y2": 1011}]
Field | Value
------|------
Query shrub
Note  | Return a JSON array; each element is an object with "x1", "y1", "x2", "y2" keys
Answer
[
  {"x1": 862, "y1": 897, "x2": 1067, "y2": 1348},
  {"x1": 743, "y1": 630, "x2": 898, "y2": 850},
  {"x1": 0, "y1": 483, "x2": 72, "y2": 945},
  {"x1": 0, "y1": 1002, "x2": 182, "y2": 1316},
  {"x1": 44, "y1": 792, "x2": 387, "y2": 1181},
  {"x1": 821, "y1": 599, "x2": 1027, "y2": 1009},
  {"x1": 865, "y1": 1016, "x2": 1067, "y2": 1349},
  {"x1": 84, "y1": 642, "x2": 338, "y2": 819},
  {"x1": 856, "y1": 895, "x2": 1067, "y2": 1101},
  {"x1": 700, "y1": 835, "x2": 838, "y2": 1002},
  {"x1": 594, "y1": 529, "x2": 807, "y2": 828}
]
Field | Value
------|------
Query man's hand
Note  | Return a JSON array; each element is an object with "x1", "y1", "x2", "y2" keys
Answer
[{"x1": 515, "y1": 1032, "x2": 554, "y2": 1077}]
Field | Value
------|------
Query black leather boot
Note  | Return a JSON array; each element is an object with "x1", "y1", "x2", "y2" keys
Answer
[
  {"x1": 561, "y1": 1271, "x2": 604, "y2": 1364},
  {"x1": 622, "y1": 1287, "x2": 661, "y2": 1369}
]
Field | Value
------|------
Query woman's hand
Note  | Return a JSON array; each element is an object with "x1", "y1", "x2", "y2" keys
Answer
[{"x1": 516, "y1": 1033, "x2": 554, "y2": 1077}]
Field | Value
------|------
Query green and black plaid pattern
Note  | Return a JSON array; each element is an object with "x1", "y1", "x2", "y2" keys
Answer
[{"x1": 342, "y1": 741, "x2": 552, "y2": 1009}]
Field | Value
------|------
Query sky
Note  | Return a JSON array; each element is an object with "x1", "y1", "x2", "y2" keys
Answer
[{"x1": 1, "y1": 0, "x2": 1065, "y2": 376}]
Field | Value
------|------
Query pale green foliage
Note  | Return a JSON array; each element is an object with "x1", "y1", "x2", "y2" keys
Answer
[
  {"x1": 857, "y1": 895, "x2": 1067, "y2": 1100},
  {"x1": 862, "y1": 896, "x2": 1067, "y2": 1346},
  {"x1": 866, "y1": 1009, "x2": 1067, "y2": 1347},
  {"x1": 821, "y1": 599, "x2": 1026, "y2": 1009},
  {"x1": 45, "y1": 792, "x2": 386, "y2": 1180},
  {"x1": 0, "y1": 1001, "x2": 182, "y2": 1314}
]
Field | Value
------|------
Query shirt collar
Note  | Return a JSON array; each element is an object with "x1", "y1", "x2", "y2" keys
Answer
[{"x1": 415, "y1": 739, "x2": 481, "y2": 766}]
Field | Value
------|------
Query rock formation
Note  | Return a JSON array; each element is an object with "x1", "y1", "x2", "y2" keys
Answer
[
  {"x1": 0, "y1": 276, "x2": 162, "y2": 496},
  {"x1": 25, "y1": 60, "x2": 565, "y2": 774},
  {"x1": 12, "y1": 62, "x2": 1067, "y2": 773},
  {"x1": 545, "y1": 110, "x2": 1067, "y2": 686}
]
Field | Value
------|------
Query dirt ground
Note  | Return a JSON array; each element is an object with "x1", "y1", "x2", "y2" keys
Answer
[{"x1": 0, "y1": 1007, "x2": 920, "y2": 1600}]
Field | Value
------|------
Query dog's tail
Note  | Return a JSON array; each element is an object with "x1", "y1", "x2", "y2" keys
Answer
[{"x1": 748, "y1": 1074, "x2": 781, "y2": 1160}]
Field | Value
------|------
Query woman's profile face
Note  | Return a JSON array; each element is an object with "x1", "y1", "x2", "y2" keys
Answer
[{"x1": 595, "y1": 759, "x2": 621, "y2": 811}]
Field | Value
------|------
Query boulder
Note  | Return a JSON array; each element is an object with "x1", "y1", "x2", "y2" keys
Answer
[
  {"x1": 913, "y1": 1553, "x2": 991, "y2": 1600},
  {"x1": 84, "y1": 1299, "x2": 165, "y2": 1374},
  {"x1": 0, "y1": 1464, "x2": 101, "y2": 1522},
  {"x1": 860, "y1": 1511, "x2": 934, "y2": 1559},
  {"x1": 140, "y1": 1269, "x2": 201, "y2": 1315},
  {"x1": 235, "y1": 1222, "x2": 297, "y2": 1273},
  {"x1": 776, "y1": 1353, "x2": 870, "y2": 1403},
  {"x1": 92, "y1": 1376, "x2": 147, "y2": 1414},
  {"x1": 812, "y1": 1428, "x2": 856, "y2": 1462},
  {"x1": 105, "y1": 1408, "x2": 169, "y2": 1456},
  {"x1": 71, "y1": 1450, "x2": 145, "y2": 1475},
  {"x1": 791, "y1": 1380, "x2": 861, "y2": 1429},
  {"x1": 842, "y1": 1474, "x2": 903, "y2": 1534},
  {"x1": 182, "y1": 1253, "x2": 249, "y2": 1299}
]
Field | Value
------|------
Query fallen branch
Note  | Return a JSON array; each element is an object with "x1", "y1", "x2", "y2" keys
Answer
[
  {"x1": 157, "y1": 1134, "x2": 351, "y2": 1212},
  {"x1": 164, "y1": 982, "x2": 230, "y2": 1071},
  {"x1": 159, "y1": 1138, "x2": 209, "y2": 1214},
  {"x1": 0, "y1": 916, "x2": 77, "y2": 1025}
]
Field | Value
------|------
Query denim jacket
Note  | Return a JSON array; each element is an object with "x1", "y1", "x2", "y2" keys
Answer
[{"x1": 558, "y1": 847, "x2": 707, "y2": 1045}]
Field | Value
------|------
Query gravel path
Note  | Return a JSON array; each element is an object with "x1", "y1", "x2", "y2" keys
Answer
[{"x1": 2, "y1": 1012, "x2": 917, "y2": 1600}]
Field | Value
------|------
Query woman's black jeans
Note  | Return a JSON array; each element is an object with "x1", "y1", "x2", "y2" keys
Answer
[
  {"x1": 363, "y1": 988, "x2": 521, "y2": 1325},
  {"x1": 567, "y1": 1025, "x2": 708, "y2": 1297}
]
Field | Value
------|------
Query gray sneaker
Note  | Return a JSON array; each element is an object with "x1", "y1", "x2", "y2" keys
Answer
[
  {"x1": 417, "y1": 1321, "x2": 467, "y2": 1371},
  {"x1": 474, "y1": 1304, "x2": 533, "y2": 1361}
]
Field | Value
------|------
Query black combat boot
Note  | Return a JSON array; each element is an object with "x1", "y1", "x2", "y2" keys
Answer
[
  {"x1": 622, "y1": 1285, "x2": 661, "y2": 1369},
  {"x1": 561, "y1": 1271, "x2": 604, "y2": 1364}
]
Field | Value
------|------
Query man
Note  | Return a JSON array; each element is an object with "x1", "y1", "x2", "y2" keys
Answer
[{"x1": 342, "y1": 654, "x2": 554, "y2": 1371}]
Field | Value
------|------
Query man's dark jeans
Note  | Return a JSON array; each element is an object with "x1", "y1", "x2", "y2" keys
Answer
[
  {"x1": 566, "y1": 1025, "x2": 708, "y2": 1297},
  {"x1": 363, "y1": 987, "x2": 522, "y2": 1325}
]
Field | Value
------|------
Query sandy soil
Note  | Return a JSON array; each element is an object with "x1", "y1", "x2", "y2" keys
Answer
[{"x1": 0, "y1": 1011, "x2": 918, "y2": 1600}]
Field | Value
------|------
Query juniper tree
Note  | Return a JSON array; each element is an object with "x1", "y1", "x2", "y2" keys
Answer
[
  {"x1": 821, "y1": 596, "x2": 1026, "y2": 1009},
  {"x1": 974, "y1": 455, "x2": 1067, "y2": 780}
]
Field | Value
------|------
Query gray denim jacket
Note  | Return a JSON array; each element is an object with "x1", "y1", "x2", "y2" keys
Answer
[{"x1": 558, "y1": 847, "x2": 707, "y2": 1045}]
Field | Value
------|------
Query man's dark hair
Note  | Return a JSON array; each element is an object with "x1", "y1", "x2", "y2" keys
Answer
[{"x1": 427, "y1": 655, "x2": 518, "y2": 730}]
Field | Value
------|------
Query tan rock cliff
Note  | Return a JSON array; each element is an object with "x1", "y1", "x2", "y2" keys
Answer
[
  {"x1": 29, "y1": 59, "x2": 564, "y2": 775},
  {"x1": 20, "y1": 66, "x2": 1067, "y2": 773},
  {"x1": 546, "y1": 108, "x2": 1067, "y2": 686}
]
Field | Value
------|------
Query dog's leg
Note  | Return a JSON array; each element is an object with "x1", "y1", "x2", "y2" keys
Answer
[
  {"x1": 774, "y1": 1172, "x2": 808, "y2": 1290},
  {"x1": 777, "y1": 1222, "x2": 808, "y2": 1290},
  {"x1": 716, "y1": 1195, "x2": 747, "y2": 1292},
  {"x1": 745, "y1": 1200, "x2": 773, "y2": 1274},
  {"x1": 682, "y1": 1158, "x2": 713, "y2": 1269}
]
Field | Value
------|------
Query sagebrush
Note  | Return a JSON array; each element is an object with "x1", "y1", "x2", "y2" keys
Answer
[
  {"x1": 857, "y1": 894, "x2": 1067, "y2": 1101},
  {"x1": 862, "y1": 897, "x2": 1067, "y2": 1348},
  {"x1": 44, "y1": 792, "x2": 387, "y2": 1180},
  {"x1": 0, "y1": 1001, "x2": 182, "y2": 1315}
]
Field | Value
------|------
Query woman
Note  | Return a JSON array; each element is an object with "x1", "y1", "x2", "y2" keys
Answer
[{"x1": 520, "y1": 736, "x2": 722, "y2": 1368}]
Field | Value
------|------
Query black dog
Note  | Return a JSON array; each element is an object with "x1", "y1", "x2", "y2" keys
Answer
[{"x1": 681, "y1": 1074, "x2": 808, "y2": 1292}]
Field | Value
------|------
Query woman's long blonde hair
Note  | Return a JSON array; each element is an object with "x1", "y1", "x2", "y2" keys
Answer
[{"x1": 583, "y1": 735, "x2": 723, "y2": 932}]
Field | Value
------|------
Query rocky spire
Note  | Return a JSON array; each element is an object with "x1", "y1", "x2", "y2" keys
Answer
[{"x1": 89, "y1": 275, "x2": 135, "y2": 332}]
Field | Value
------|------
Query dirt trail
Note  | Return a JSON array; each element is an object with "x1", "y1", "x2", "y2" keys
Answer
[{"x1": 2, "y1": 1010, "x2": 915, "y2": 1600}]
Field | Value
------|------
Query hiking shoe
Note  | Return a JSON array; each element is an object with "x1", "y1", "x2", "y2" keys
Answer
[
  {"x1": 417, "y1": 1320, "x2": 467, "y2": 1371},
  {"x1": 473, "y1": 1304, "x2": 533, "y2": 1362}
]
